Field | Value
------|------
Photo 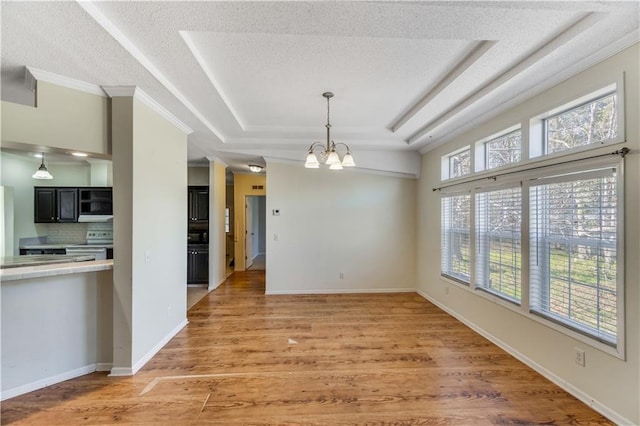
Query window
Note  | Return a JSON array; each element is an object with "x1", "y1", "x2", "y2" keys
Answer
[
  {"x1": 475, "y1": 186, "x2": 522, "y2": 303},
  {"x1": 437, "y1": 82, "x2": 625, "y2": 352},
  {"x1": 441, "y1": 193, "x2": 471, "y2": 284},
  {"x1": 545, "y1": 93, "x2": 618, "y2": 155},
  {"x1": 485, "y1": 129, "x2": 521, "y2": 169},
  {"x1": 225, "y1": 208, "x2": 230, "y2": 233},
  {"x1": 442, "y1": 147, "x2": 471, "y2": 180},
  {"x1": 449, "y1": 148, "x2": 471, "y2": 179},
  {"x1": 529, "y1": 167, "x2": 619, "y2": 345}
]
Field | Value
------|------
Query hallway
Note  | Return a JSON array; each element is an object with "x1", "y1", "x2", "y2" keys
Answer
[{"x1": 1, "y1": 271, "x2": 609, "y2": 424}]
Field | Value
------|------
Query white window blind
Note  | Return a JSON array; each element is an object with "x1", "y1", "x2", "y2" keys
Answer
[
  {"x1": 441, "y1": 193, "x2": 471, "y2": 284},
  {"x1": 475, "y1": 186, "x2": 522, "y2": 303},
  {"x1": 529, "y1": 167, "x2": 618, "y2": 344}
]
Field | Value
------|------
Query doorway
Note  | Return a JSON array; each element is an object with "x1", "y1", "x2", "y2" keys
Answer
[{"x1": 245, "y1": 195, "x2": 266, "y2": 270}]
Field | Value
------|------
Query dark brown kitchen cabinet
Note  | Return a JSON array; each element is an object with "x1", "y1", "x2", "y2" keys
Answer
[
  {"x1": 188, "y1": 186, "x2": 209, "y2": 223},
  {"x1": 79, "y1": 187, "x2": 113, "y2": 215},
  {"x1": 187, "y1": 245, "x2": 208, "y2": 284},
  {"x1": 34, "y1": 187, "x2": 78, "y2": 223}
]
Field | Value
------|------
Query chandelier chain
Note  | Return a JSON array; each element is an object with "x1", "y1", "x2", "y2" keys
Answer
[{"x1": 304, "y1": 91, "x2": 355, "y2": 170}]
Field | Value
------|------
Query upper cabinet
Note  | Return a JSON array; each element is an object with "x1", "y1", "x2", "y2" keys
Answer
[
  {"x1": 79, "y1": 187, "x2": 113, "y2": 216},
  {"x1": 34, "y1": 187, "x2": 78, "y2": 223},
  {"x1": 188, "y1": 186, "x2": 209, "y2": 223},
  {"x1": 34, "y1": 187, "x2": 112, "y2": 223}
]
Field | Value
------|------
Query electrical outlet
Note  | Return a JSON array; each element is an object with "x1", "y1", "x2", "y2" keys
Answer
[
  {"x1": 575, "y1": 348, "x2": 585, "y2": 367},
  {"x1": 339, "y1": 272, "x2": 344, "y2": 280}
]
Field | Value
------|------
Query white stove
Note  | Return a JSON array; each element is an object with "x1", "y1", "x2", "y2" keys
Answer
[{"x1": 65, "y1": 225, "x2": 113, "y2": 260}]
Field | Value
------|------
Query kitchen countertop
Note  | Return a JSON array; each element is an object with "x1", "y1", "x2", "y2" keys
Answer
[
  {"x1": 0, "y1": 259, "x2": 113, "y2": 282},
  {"x1": 20, "y1": 243, "x2": 114, "y2": 249},
  {"x1": 1, "y1": 255, "x2": 96, "y2": 269},
  {"x1": 19, "y1": 244, "x2": 68, "y2": 249}
]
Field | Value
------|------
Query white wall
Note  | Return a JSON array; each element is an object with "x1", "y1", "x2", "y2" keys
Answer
[
  {"x1": 130, "y1": 97, "x2": 188, "y2": 366},
  {"x1": 258, "y1": 196, "x2": 266, "y2": 254},
  {"x1": 249, "y1": 195, "x2": 265, "y2": 257},
  {"x1": 266, "y1": 162, "x2": 416, "y2": 294},
  {"x1": 188, "y1": 166, "x2": 209, "y2": 186},
  {"x1": 2, "y1": 81, "x2": 110, "y2": 155},
  {"x1": 417, "y1": 43, "x2": 639, "y2": 424},
  {"x1": 1, "y1": 186, "x2": 14, "y2": 257},
  {"x1": 111, "y1": 94, "x2": 188, "y2": 374},
  {"x1": 1, "y1": 270, "x2": 113, "y2": 399}
]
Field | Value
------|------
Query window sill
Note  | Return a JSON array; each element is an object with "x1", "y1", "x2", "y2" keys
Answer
[{"x1": 438, "y1": 274, "x2": 625, "y2": 360}]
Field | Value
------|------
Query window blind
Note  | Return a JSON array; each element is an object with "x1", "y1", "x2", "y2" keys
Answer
[
  {"x1": 529, "y1": 167, "x2": 618, "y2": 344},
  {"x1": 441, "y1": 193, "x2": 471, "y2": 284},
  {"x1": 475, "y1": 186, "x2": 522, "y2": 303}
]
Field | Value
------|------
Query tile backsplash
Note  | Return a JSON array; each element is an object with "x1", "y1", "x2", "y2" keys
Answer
[{"x1": 45, "y1": 223, "x2": 88, "y2": 244}]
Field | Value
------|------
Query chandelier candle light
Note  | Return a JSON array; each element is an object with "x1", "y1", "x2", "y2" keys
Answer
[{"x1": 304, "y1": 92, "x2": 356, "y2": 170}]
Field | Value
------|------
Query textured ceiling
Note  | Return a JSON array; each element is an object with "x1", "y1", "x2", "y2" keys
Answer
[{"x1": 1, "y1": 1, "x2": 638, "y2": 174}]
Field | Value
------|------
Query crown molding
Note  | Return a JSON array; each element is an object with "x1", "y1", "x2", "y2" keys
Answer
[
  {"x1": 205, "y1": 156, "x2": 229, "y2": 167},
  {"x1": 24, "y1": 66, "x2": 107, "y2": 97},
  {"x1": 101, "y1": 86, "x2": 137, "y2": 97},
  {"x1": 134, "y1": 89, "x2": 193, "y2": 135},
  {"x1": 102, "y1": 86, "x2": 193, "y2": 135},
  {"x1": 78, "y1": 1, "x2": 224, "y2": 141}
]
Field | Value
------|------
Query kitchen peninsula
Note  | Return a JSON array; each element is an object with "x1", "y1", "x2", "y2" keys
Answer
[{"x1": 0, "y1": 257, "x2": 114, "y2": 400}]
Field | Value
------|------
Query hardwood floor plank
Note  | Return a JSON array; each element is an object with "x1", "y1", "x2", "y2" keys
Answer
[{"x1": 1, "y1": 271, "x2": 612, "y2": 425}]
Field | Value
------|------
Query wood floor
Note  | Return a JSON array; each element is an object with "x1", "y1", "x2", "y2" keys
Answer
[{"x1": 1, "y1": 271, "x2": 611, "y2": 424}]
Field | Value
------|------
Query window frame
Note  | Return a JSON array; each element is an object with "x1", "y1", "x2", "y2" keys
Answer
[
  {"x1": 474, "y1": 125, "x2": 522, "y2": 173},
  {"x1": 438, "y1": 156, "x2": 625, "y2": 359},
  {"x1": 474, "y1": 183, "x2": 523, "y2": 305},
  {"x1": 528, "y1": 164, "x2": 623, "y2": 349},
  {"x1": 440, "y1": 190, "x2": 472, "y2": 285},
  {"x1": 441, "y1": 145, "x2": 471, "y2": 181},
  {"x1": 529, "y1": 80, "x2": 625, "y2": 160},
  {"x1": 542, "y1": 92, "x2": 619, "y2": 156}
]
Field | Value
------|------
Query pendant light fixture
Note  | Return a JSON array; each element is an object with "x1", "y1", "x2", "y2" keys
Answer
[
  {"x1": 32, "y1": 152, "x2": 53, "y2": 180},
  {"x1": 304, "y1": 92, "x2": 356, "y2": 170}
]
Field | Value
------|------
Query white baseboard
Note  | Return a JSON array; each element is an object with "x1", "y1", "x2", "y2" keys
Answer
[
  {"x1": 109, "y1": 319, "x2": 188, "y2": 377},
  {"x1": 131, "y1": 318, "x2": 188, "y2": 375},
  {"x1": 1, "y1": 364, "x2": 97, "y2": 401},
  {"x1": 416, "y1": 289, "x2": 631, "y2": 425},
  {"x1": 209, "y1": 276, "x2": 226, "y2": 291},
  {"x1": 266, "y1": 287, "x2": 415, "y2": 295},
  {"x1": 95, "y1": 363, "x2": 113, "y2": 372},
  {"x1": 108, "y1": 367, "x2": 134, "y2": 377}
]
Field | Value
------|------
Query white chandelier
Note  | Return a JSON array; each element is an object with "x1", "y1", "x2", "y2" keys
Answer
[{"x1": 304, "y1": 92, "x2": 356, "y2": 170}]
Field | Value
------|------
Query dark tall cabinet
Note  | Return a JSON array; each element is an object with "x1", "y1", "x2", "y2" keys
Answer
[
  {"x1": 188, "y1": 186, "x2": 209, "y2": 223},
  {"x1": 187, "y1": 186, "x2": 209, "y2": 284},
  {"x1": 187, "y1": 246, "x2": 209, "y2": 284},
  {"x1": 34, "y1": 187, "x2": 78, "y2": 223}
]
